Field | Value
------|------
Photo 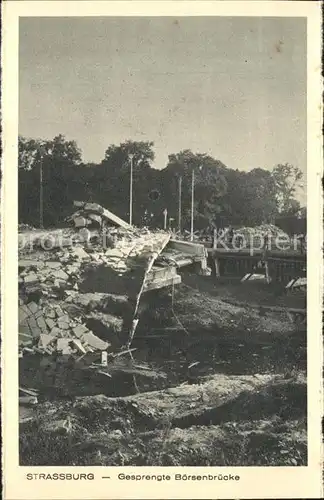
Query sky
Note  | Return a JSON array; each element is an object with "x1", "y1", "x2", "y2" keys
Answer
[{"x1": 19, "y1": 16, "x2": 307, "y2": 201}]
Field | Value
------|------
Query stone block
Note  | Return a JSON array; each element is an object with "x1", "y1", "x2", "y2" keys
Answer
[
  {"x1": 27, "y1": 302, "x2": 39, "y2": 315},
  {"x1": 71, "y1": 338, "x2": 87, "y2": 354},
  {"x1": 36, "y1": 316, "x2": 48, "y2": 332},
  {"x1": 84, "y1": 203, "x2": 104, "y2": 214},
  {"x1": 19, "y1": 307, "x2": 29, "y2": 323},
  {"x1": 45, "y1": 318, "x2": 55, "y2": 329},
  {"x1": 59, "y1": 314, "x2": 70, "y2": 323},
  {"x1": 57, "y1": 338, "x2": 73, "y2": 355},
  {"x1": 88, "y1": 213, "x2": 102, "y2": 225},
  {"x1": 105, "y1": 248, "x2": 124, "y2": 259},
  {"x1": 52, "y1": 270, "x2": 69, "y2": 281},
  {"x1": 57, "y1": 321, "x2": 70, "y2": 330},
  {"x1": 45, "y1": 262, "x2": 61, "y2": 269},
  {"x1": 50, "y1": 327, "x2": 62, "y2": 338},
  {"x1": 19, "y1": 333, "x2": 33, "y2": 346},
  {"x1": 66, "y1": 265, "x2": 80, "y2": 275},
  {"x1": 24, "y1": 273, "x2": 39, "y2": 284},
  {"x1": 39, "y1": 334, "x2": 55, "y2": 349},
  {"x1": 72, "y1": 324, "x2": 89, "y2": 338},
  {"x1": 73, "y1": 216, "x2": 88, "y2": 228},
  {"x1": 19, "y1": 324, "x2": 31, "y2": 336},
  {"x1": 44, "y1": 307, "x2": 56, "y2": 319},
  {"x1": 54, "y1": 305, "x2": 64, "y2": 317},
  {"x1": 27, "y1": 316, "x2": 38, "y2": 329},
  {"x1": 30, "y1": 325, "x2": 42, "y2": 339},
  {"x1": 91, "y1": 253, "x2": 102, "y2": 262},
  {"x1": 81, "y1": 332, "x2": 109, "y2": 351}
]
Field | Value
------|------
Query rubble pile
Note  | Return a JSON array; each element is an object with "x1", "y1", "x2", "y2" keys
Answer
[
  {"x1": 19, "y1": 300, "x2": 108, "y2": 359},
  {"x1": 18, "y1": 223, "x2": 36, "y2": 232},
  {"x1": 68, "y1": 201, "x2": 132, "y2": 231},
  {"x1": 19, "y1": 202, "x2": 171, "y2": 397}
]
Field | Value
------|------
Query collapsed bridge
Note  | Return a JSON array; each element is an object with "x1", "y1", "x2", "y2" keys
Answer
[{"x1": 18, "y1": 202, "x2": 209, "y2": 406}]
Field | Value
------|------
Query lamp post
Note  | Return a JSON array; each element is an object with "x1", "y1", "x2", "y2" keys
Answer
[
  {"x1": 190, "y1": 169, "x2": 195, "y2": 242},
  {"x1": 178, "y1": 175, "x2": 182, "y2": 235},
  {"x1": 39, "y1": 147, "x2": 44, "y2": 229},
  {"x1": 190, "y1": 165, "x2": 202, "y2": 242},
  {"x1": 129, "y1": 153, "x2": 134, "y2": 225}
]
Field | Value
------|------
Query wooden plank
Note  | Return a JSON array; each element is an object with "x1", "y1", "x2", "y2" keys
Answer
[
  {"x1": 143, "y1": 274, "x2": 181, "y2": 292},
  {"x1": 169, "y1": 239, "x2": 207, "y2": 258}
]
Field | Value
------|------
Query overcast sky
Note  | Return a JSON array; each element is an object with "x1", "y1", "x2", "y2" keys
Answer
[{"x1": 19, "y1": 16, "x2": 306, "y2": 200}]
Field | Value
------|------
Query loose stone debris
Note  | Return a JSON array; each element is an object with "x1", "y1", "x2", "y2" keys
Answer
[{"x1": 19, "y1": 202, "x2": 175, "y2": 398}]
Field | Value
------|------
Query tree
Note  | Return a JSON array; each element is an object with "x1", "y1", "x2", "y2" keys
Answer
[
  {"x1": 103, "y1": 140, "x2": 154, "y2": 174},
  {"x1": 272, "y1": 163, "x2": 303, "y2": 214},
  {"x1": 94, "y1": 140, "x2": 156, "y2": 223},
  {"x1": 43, "y1": 134, "x2": 82, "y2": 165},
  {"x1": 18, "y1": 134, "x2": 82, "y2": 170},
  {"x1": 18, "y1": 136, "x2": 42, "y2": 170},
  {"x1": 18, "y1": 134, "x2": 83, "y2": 227}
]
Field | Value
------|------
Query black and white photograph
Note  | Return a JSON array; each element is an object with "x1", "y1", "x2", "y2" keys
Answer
[{"x1": 16, "y1": 14, "x2": 310, "y2": 469}]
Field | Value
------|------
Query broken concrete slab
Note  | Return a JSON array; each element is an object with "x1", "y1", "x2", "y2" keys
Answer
[
  {"x1": 90, "y1": 253, "x2": 103, "y2": 263},
  {"x1": 44, "y1": 307, "x2": 56, "y2": 319},
  {"x1": 19, "y1": 333, "x2": 33, "y2": 346},
  {"x1": 19, "y1": 307, "x2": 30, "y2": 323},
  {"x1": 29, "y1": 325, "x2": 42, "y2": 339},
  {"x1": 72, "y1": 339, "x2": 87, "y2": 354},
  {"x1": 19, "y1": 260, "x2": 45, "y2": 269},
  {"x1": 57, "y1": 320, "x2": 70, "y2": 330},
  {"x1": 73, "y1": 216, "x2": 89, "y2": 228},
  {"x1": 50, "y1": 327, "x2": 63, "y2": 338},
  {"x1": 105, "y1": 248, "x2": 125, "y2": 259},
  {"x1": 45, "y1": 318, "x2": 56, "y2": 329},
  {"x1": 53, "y1": 305, "x2": 64, "y2": 317},
  {"x1": 52, "y1": 270, "x2": 69, "y2": 281},
  {"x1": 86, "y1": 312, "x2": 124, "y2": 334},
  {"x1": 72, "y1": 324, "x2": 89, "y2": 338},
  {"x1": 88, "y1": 214, "x2": 102, "y2": 226},
  {"x1": 84, "y1": 202, "x2": 104, "y2": 214},
  {"x1": 45, "y1": 262, "x2": 62, "y2": 269},
  {"x1": 39, "y1": 334, "x2": 55, "y2": 349},
  {"x1": 19, "y1": 324, "x2": 32, "y2": 336},
  {"x1": 81, "y1": 332, "x2": 109, "y2": 351},
  {"x1": 36, "y1": 317, "x2": 48, "y2": 333},
  {"x1": 74, "y1": 201, "x2": 132, "y2": 230},
  {"x1": 59, "y1": 314, "x2": 70, "y2": 323},
  {"x1": 27, "y1": 302, "x2": 40, "y2": 315},
  {"x1": 56, "y1": 338, "x2": 73, "y2": 355},
  {"x1": 71, "y1": 247, "x2": 90, "y2": 260}
]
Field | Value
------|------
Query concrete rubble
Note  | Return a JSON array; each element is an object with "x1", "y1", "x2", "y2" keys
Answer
[{"x1": 19, "y1": 202, "x2": 173, "y2": 396}]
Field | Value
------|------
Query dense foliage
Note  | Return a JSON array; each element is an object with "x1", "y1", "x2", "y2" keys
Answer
[{"x1": 18, "y1": 135, "x2": 304, "y2": 230}]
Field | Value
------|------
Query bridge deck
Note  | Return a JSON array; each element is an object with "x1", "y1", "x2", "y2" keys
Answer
[{"x1": 207, "y1": 247, "x2": 306, "y2": 262}]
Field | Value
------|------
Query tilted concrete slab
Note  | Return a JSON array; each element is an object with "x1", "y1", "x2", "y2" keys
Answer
[
  {"x1": 168, "y1": 239, "x2": 208, "y2": 258},
  {"x1": 73, "y1": 201, "x2": 132, "y2": 230}
]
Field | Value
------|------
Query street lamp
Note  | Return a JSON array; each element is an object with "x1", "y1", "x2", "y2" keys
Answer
[
  {"x1": 178, "y1": 175, "x2": 182, "y2": 235},
  {"x1": 129, "y1": 153, "x2": 134, "y2": 225},
  {"x1": 190, "y1": 165, "x2": 202, "y2": 242},
  {"x1": 39, "y1": 146, "x2": 44, "y2": 229}
]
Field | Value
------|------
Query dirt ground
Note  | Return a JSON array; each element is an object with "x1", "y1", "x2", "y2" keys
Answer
[{"x1": 20, "y1": 273, "x2": 307, "y2": 466}]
